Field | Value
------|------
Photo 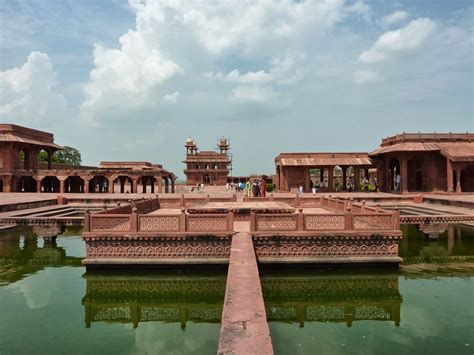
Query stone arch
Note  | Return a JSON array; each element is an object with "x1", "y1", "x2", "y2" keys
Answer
[
  {"x1": 19, "y1": 147, "x2": 30, "y2": 170},
  {"x1": 460, "y1": 165, "x2": 474, "y2": 192},
  {"x1": 41, "y1": 176, "x2": 59, "y2": 192},
  {"x1": 19, "y1": 176, "x2": 37, "y2": 192},
  {"x1": 113, "y1": 176, "x2": 133, "y2": 193},
  {"x1": 65, "y1": 176, "x2": 84, "y2": 193},
  {"x1": 139, "y1": 175, "x2": 157, "y2": 193},
  {"x1": 388, "y1": 158, "x2": 400, "y2": 191},
  {"x1": 89, "y1": 176, "x2": 109, "y2": 193},
  {"x1": 163, "y1": 176, "x2": 169, "y2": 193},
  {"x1": 37, "y1": 149, "x2": 53, "y2": 169}
]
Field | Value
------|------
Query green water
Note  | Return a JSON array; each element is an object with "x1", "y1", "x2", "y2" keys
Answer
[{"x1": 0, "y1": 225, "x2": 473, "y2": 354}]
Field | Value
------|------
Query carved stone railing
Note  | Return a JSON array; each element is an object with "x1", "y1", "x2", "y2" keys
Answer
[
  {"x1": 250, "y1": 209, "x2": 399, "y2": 232},
  {"x1": 86, "y1": 209, "x2": 234, "y2": 234},
  {"x1": 89, "y1": 214, "x2": 132, "y2": 232}
]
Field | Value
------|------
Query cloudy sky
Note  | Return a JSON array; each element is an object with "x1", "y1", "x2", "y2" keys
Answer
[{"x1": 0, "y1": 0, "x2": 473, "y2": 177}]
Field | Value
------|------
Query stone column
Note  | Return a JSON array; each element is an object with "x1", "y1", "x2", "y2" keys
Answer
[
  {"x1": 47, "y1": 149, "x2": 52, "y2": 169},
  {"x1": 455, "y1": 167, "x2": 462, "y2": 193},
  {"x1": 157, "y1": 178, "x2": 163, "y2": 193},
  {"x1": 328, "y1": 166, "x2": 334, "y2": 192},
  {"x1": 36, "y1": 178, "x2": 42, "y2": 193},
  {"x1": 171, "y1": 177, "x2": 175, "y2": 193},
  {"x1": 303, "y1": 167, "x2": 311, "y2": 192},
  {"x1": 319, "y1": 168, "x2": 325, "y2": 189},
  {"x1": 132, "y1": 177, "x2": 138, "y2": 193},
  {"x1": 354, "y1": 168, "x2": 360, "y2": 191},
  {"x1": 84, "y1": 178, "x2": 90, "y2": 193},
  {"x1": 59, "y1": 177, "x2": 66, "y2": 194},
  {"x1": 401, "y1": 156, "x2": 408, "y2": 194},
  {"x1": 446, "y1": 159, "x2": 454, "y2": 193},
  {"x1": 280, "y1": 167, "x2": 287, "y2": 192}
]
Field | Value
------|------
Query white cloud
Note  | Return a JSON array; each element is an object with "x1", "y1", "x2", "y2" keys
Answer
[
  {"x1": 163, "y1": 91, "x2": 180, "y2": 103},
  {"x1": 78, "y1": 1, "x2": 373, "y2": 122},
  {"x1": 359, "y1": 18, "x2": 436, "y2": 63},
  {"x1": 346, "y1": 0, "x2": 372, "y2": 22},
  {"x1": 127, "y1": 0, "x2": 353, "y2": 56},
  {"x1": 381, "y1": 10, "x2": 409, "y2": 26},
  {"x1": 354, "y1": 69, "x2": 380, "y2": 84},
  {"x1": 0, "y1": 52, "x2": 67, "y2": 123},
  {"x1": 233, "y1": 85, "x2": 276, "y2": 102},
  {"x1": 81, "y1": 31, "x2": 182, "y2": 119}
]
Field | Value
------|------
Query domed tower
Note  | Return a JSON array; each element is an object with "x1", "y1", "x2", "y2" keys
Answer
[
  {"x1": 185, "y1": 137, "x2": 198, "y2": 155},
  {"x1": 183, "y1": 136, "x2": 232, "y2": 186},
  {"x1": 217, "y1": 137, "x2": 229, "y2": 155}
]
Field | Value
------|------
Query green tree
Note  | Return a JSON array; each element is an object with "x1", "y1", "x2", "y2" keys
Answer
[
  {"x1": 53, "y1": 146, "x2": 82, "y2": 165},
  {"x1": 37, "y1": 146, "x2": 82, "y2": 165}
]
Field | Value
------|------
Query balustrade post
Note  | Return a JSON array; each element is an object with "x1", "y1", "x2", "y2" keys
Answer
[
  {"x1": 227, "y1": 211, "x2": 234, "y2": 232},
  {"x1": 344, "y1": 212, "x2": 353, "y2": 230},
  {"x1": 250, "y1": 212, "x2": 256, "y2": 232},
  {"x1": 206, "y1": 194, "x2": 210, "y2": 203},
  {"x1": 181, "y1": 194, "x2": 185, "y2": 208},
  {"x1": 180, "y1": 209, "x2": 186, "y2": 232},
  {"x1": 84, "y1": 210, "x2": 90, "y2": 232},
  {"x1": 361, "y1": 200, "x2": 366, "y2": 213},
  {"x1": 295, "y1": 195, "x2": 300, "y2": 207},
  {"x1": 343, "y1": 200, "x2": 349, "y2": 211},
  {"x1": 232, "y1": 194, "x2": 237, "y2": 202},
  {"x1": 297, "y1": 208, "x2": 304, "y2": 231},
  {"x1": 320, "y1": 196, "x2": 324, "y2": 206},
  {"x1": 392, "y1": 210, "x2": 400, "y2": 230},
  {"x1": 131, "y1": 207, "x2": 138, "y2": 232}
]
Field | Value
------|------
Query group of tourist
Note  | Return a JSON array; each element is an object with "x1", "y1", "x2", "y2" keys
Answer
[{"x1": 225, "y1": 180, "x2": 267, "y2": 197}]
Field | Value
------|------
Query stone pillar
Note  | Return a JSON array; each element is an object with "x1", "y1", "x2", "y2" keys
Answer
[
  {"x1": 47, "y1": 150, "x2": 52, "y2": 169},
  {"x1": 36, "y1": 178, "x2": 42, "y2": 193},
  {"x1": 157, "y1": 178, "x2": 163, "y2": 193},
  {"x1": 164, "y1": 178, "x2": 169, "y2": 193},
  {"x1": 354, "y1": 168, "x2": 360, "y2": 191},
  {"x1": 303, "y1": 167, "x2": 311, "y2": 192},
  {"x1": 132, "y1": 177, "x2": 138, "y2": 193},
  {"x1": 328, "y1": 166, "x2": 334, "y2": 192},
  {"x1": 447, "y1": 159, "x2": 454, "y2": 193},
  {"x1": 455, "y1": 167, "x2": 462, "y2": 193},
  {"x1": 84, "y1": 178, "x2": 90, "y2": 193},
  {"x1": 59, "y1": 177, "x2": 66, "y2": 194},
  {"x1": 171, "y1": 177, "x2": 175, "y2": 193},
  {"x1": 280, "y1": 167, "x2": 287, "y2": 192},
  {"x1": 401, "y1": 156, "x2": 408, "y2": 194}
]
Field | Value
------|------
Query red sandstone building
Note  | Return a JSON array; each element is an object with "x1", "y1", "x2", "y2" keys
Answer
[
  {"x1": 370, "y1": 133, "x2": 474, "y2": 193},
  {"x1": 183, "y1": 138, "x2": 231, "y2": 185},
  {"x1": 275, "y1": 153, "x2": 372, "y2": 192},
  {"x1": 0, "y1": 124, "x2": 176, "y2": 193},
  {"x1": 276, "y1": 133, "x2": 474, "y2": 194}
]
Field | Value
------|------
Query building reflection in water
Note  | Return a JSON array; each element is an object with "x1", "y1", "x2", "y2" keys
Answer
[
  {"x1": 0, "y1": 226, "x2": 82, "y2": 285},
  {"x1": 261, "y1": 272, "x2": 402, "y2": 327},
  {"x1": 82, "y1": 270, "x2": 403, "y2": 330},
  {"x1": 81, "y1": 270, "x2": 227, "y2": 329}
]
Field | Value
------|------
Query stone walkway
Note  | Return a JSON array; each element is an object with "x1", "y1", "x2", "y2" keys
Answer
[{"x1": 218, "y1": 221, "x2": 273, "y2": 355}]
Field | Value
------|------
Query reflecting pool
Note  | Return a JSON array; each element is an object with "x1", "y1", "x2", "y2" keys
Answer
[{"x1": 0, "y1": 225, "x2": 473, "y2": 354}]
